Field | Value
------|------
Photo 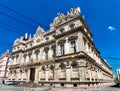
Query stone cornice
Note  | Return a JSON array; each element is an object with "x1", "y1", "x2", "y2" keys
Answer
[
  {"x1": 82, "y1": 31, "x2": 100, "y2": 54},
  {"x1": 54, "y1": 26, "x2": 82, "y2": 39},
  {"x1": 78, "y1": 16, "x2": 92, "y2": 38},
  {"x1": 44, "y1": 30, "x2": 56, "y2": 37},
  {"x1": 12, "y1": 50, "x2": 24, "y2": 55},
  {"x1": 25, "y1": 39, "x2": 55, "y2": 52}
]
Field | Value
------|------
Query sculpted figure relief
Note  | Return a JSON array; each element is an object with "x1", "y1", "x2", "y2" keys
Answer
[{"x1": 52, "y1": 7, "x2": 81, "y2": 27}]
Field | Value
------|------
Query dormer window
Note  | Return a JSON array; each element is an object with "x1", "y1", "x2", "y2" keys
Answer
[
  {"x1": 69, "y1": 23, "x2": 75, "y2": 30},
  {"x1": 60, "y1": 28, "x2": 65, "y2": 34}
]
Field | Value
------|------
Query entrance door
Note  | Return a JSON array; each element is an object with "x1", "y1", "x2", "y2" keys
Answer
[{"x1": 29, "y1": 68, "x2": 35, "y2": 82}]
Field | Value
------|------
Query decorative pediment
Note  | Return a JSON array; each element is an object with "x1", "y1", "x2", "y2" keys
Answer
[
  {"x1": 58, "y1": 38, "x2": 66, "y2": 44},
  {"x1": 51, "y1": 45, "x2": 56, "y2": 49},
  {"x1": 34, "y1": 48, "x2": 40, "y2": 54},
  {"x1": 34, "y1": 26, "x2": 44, "y2": 38},
  {"x1": 44, "y1": 46, "x2": 49, "y2": 51},
  {"x1": 68, "y1": 35, "x2": 78, "y2": 41},
  {"x1": 28, "y1": 51, "x2": 32, "y2": 56}
]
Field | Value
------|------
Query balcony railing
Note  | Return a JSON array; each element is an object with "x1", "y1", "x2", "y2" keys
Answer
[{"x1": 10, "y1": 57, "x2": 55, "y2": 68}]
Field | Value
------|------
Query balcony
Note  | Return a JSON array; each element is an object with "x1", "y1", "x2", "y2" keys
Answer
[{"x1": 10, "y1": 57, "x2": 55, "y2": 68}]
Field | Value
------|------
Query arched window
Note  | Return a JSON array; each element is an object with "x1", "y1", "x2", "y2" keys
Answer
[
  {"x1": 69, "y1": 23, "x2": 75, "y2": 30},
  {"x1": 59, "y1": 63, "x2": 66, "y2": 78},
  {"x1": 71, "y1": 61, "x2": 79, "y2": 78}
]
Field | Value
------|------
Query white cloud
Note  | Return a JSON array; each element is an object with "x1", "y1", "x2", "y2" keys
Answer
[{"x1": 108, "y1": 26, "x2": 115, "y2": 31}]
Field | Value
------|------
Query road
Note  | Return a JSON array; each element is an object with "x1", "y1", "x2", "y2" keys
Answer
[{"x1": 0, "y1": 84, "x2": 120, "y2": 91}]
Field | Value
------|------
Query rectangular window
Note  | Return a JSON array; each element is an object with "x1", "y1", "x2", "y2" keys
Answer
[
  {"x1": 71, "y1": 41, "x2": 76, "y2": 53},
  {"x1": 60, "y1": 44, "x2": 64, "y2": 55},
  {"x1": 24, "y1": 57, "x2": 26, "y2": 63},
  {"x1": 45, "y1": 51, "x2": 48, "y2": 59},
  {"x1": 36, "y1": 53, "x2": 38, "y2": 61},
  {"x1": 53, "y1": 49, "x2": 56, "y2": 57}
]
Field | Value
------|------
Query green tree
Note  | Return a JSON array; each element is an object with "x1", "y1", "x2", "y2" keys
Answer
[{"x1": 114, "y1": 76, "x2": 118, "y2": 83}]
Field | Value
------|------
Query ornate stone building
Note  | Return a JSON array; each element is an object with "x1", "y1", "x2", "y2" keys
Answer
[
  {"x1": 0, "y1": 50, "x2": 11, "y2": 83},
  {"x1": 8, "y1": 7, "x2": 113, "y2": 87}
]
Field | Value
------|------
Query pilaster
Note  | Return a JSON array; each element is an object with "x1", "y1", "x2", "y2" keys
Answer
[
  {"x1": 66, "y1": 66, "x2": 71, "y2": 81},
  {"x1": 34, "y1": 67, "x2": 39, "y2": 83},
  {"x1": 26, "y1": 68, "x2": 30, "y2": 82}
]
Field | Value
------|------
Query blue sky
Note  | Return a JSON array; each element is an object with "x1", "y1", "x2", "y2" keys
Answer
[{"x1": 0, "y1": 0, "x2": 120, "y2": 76}]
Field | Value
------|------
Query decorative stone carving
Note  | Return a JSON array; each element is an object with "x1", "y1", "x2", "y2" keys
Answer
[
  {"x1": 51, "y1": 7, "x2": 81, "y2": 27},
  {"x1": 34, "y1": 48, "x2": 40, "y2": 54},
  {"x1": 66, "y1": 61, "x2": 70, "y2": 66},
  {"x1": 68, "y1": 35, "x2": 78, "y2": 41},
  {"x1": 23, "y1": 53, "x2": 27, "y2": 58},
  {"x1": 44, "y1": 46, "x2": 49, "y2": 51},
  {"x1": 49, "y1": 65, "x2": 54, "y2": 69},
  {"x1": 58, "y1": 38, "x2": 66, "y2": 44},
  {"x1": 34, "y1": 26, "x2": 44, "y2": 38},
  {"x1": 67, "y1": 7, "x2": 80, "y2": 18},
  {"x1": 51, "y1": 45, "x2": 56, "y2": 49},
  {"x1": 86, "y1": 62, "x2": 92, "y2": 69},
  {"x1": 28, "y1": 51, "x2": 32, "y2": 56}
]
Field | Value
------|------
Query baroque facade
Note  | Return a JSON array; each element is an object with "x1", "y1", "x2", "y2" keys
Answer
[
  {"x1": 0, "y1": 50, "x2": 11, "y2": 83},
  {"x1": 8, "y1": 7, "x2": 113, "y2": 87}
]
